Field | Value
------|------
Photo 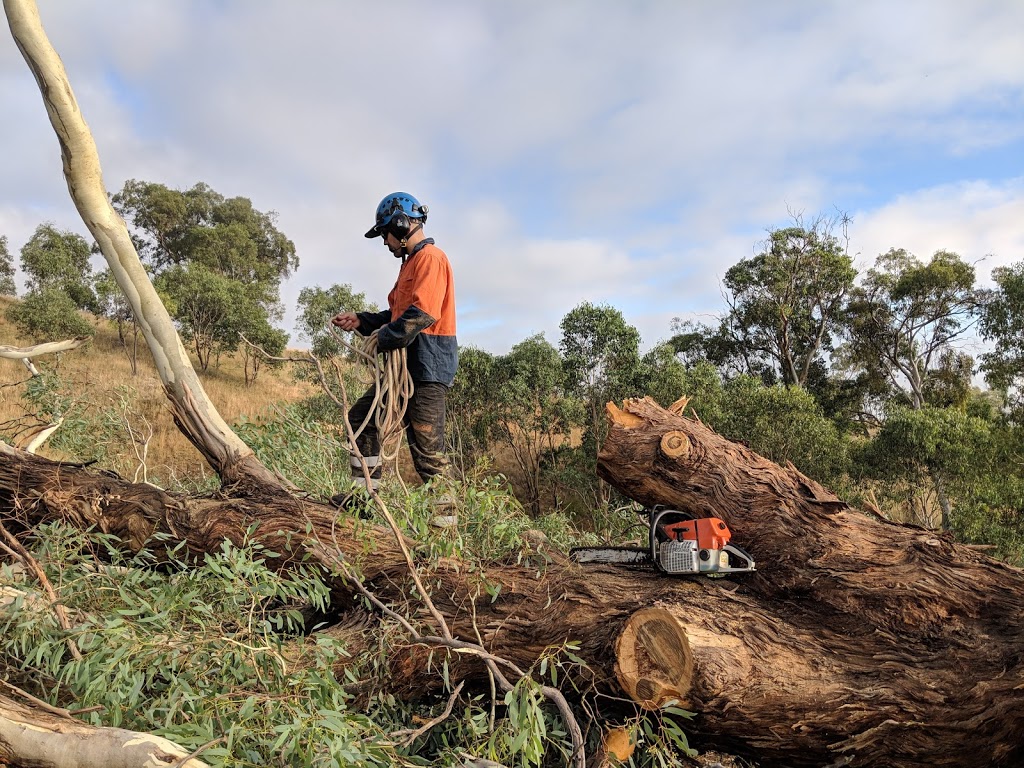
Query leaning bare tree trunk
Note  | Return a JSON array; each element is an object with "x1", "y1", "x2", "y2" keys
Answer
[{"x1": 3, "y1": 0, "x2": 279, "y2": 490}]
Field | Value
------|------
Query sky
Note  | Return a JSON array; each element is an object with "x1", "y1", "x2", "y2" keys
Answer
[{"x1": 1, "y1": 0, "x2": 1023, "y2": 358}]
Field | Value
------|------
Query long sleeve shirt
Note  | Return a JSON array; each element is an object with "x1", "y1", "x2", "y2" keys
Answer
[{"x1": 355, "y1": 239, "x2": 458, "y2": 386}]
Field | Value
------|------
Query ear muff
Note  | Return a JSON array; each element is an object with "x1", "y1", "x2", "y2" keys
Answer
[{"x1": 388, "y1": 211, "x2": 411, "y2": 239}]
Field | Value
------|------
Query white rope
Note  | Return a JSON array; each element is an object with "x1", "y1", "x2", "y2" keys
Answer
[{"x1": 328, "y1": 326, "x2": 414, "y2": 464}]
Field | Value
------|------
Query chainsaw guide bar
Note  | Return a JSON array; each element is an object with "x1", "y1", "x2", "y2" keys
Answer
[{"x1": 568, "y1": 546, "x2": 655, "y2": 568}]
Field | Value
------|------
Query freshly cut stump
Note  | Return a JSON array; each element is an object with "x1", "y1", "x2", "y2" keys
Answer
[{"x1": 614, "y1": 607, "x2": 694, "y2": 708}]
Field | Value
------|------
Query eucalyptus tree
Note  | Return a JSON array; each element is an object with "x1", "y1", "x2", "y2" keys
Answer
[
  {"x1": 840, "y1": 248, "x2": 980, "y2": 411},
  {"x1": 560, "y1": 302, "x2": 645, "y2": 506},
  {"x1": 112, "y1": 180, "x2": 297, "y2": 284},
  {"x1": 7, "y1": 286, "x2": 94, "y2": 341},
  {"x1": 978, "y1": 260, "x2": 1024, "y2": 415},
  {"x1": 0, "y1": 235, "x2": 15, "y2": 296},
  {"x1": 155, "y1": 262, "x2": 287, "y2": 377},
  {"x1": 446, "y1": 345, "x2": 499, "y2": 475},
  {"x1": 295, "y1": 283, "x2": 376, "y2": 360},
  {"x1": 639, "y1": 341, "x2": 690, "y2": 408},
  {"x1": 672, "y1": 214, "x2": 856, "y2": 394},
  {"x1": 234, "y1": 301, "x2": 288, "y2": 387},
  {"x1": 724, "y1": 217, "x2": 856, "y2": 387},
  {"x1": 670, "y1": 315, "x2": 764, "y2": 382},
  {"x1": 6, "y1": 224, "x2": 97, "y2": 340},
  {"x1": 858, "y1": 404, "x2": 997, "y2": 531},
  {"x1": 489, "y1": 334, "x2": 579, "y2": 516},
  {"x1": 94, "y1": 267, "x2": 140, "y2": 372},
  {"x1": 111, "y1": 179, "x2": 297, "y2": 366},
  {"x1": 840, "y1": 248, "x2": 982, "y2": 528},
  {"x1": 18, "y1": 223, "x2": 96, "y2": 310}
]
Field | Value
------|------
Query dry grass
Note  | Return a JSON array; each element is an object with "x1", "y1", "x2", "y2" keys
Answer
[
  {"x1": 0, "y1": 295, "x2": 318, "y2": 485},
  {"x1": 1, "y1": 297, "x2": 567, "y2": 503}
]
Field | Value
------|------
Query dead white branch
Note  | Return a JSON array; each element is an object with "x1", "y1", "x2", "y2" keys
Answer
[
  {"x1": 0, "y1": 337, "x2": 89, "y2": 379},
  {"x1": 0, "y1": 691, "x2": 212, "y2": 768},
  {"x1": 18, "y1": 417, "x2": 63, "y2": 454},
  {"x1": 0, "y1": 337, "x2": 90, "y2": 361}
]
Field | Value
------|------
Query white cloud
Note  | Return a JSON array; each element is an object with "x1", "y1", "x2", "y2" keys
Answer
[
  {"x1": 850, "y1": 178, "x2": 1024, "y2": 282},
  {"x1": 1, "y1": 0, "x2": 1022, "y2": 364}
]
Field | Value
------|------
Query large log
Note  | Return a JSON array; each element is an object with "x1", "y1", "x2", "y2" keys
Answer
[
  {"x1": 596, "y1": 397, "x2": 1024, "y2": 767},
  {"x1": 0, "y1": 443, "x2": 703, "y2": 697},
  {"x1": 4, "y1": 396, "x2": 1024, "y2": 767},
  {"x1": 0, "y1": 692, "x2": 211, "y2": 768}
]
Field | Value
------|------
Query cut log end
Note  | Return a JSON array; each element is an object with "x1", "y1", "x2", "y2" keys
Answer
[
  {"x1": 614, "y1": 607, "x2": 694, "y2": 709},
  {"x1": 603, "y1": 726, "x2": 636, "y2": 762},
  {"x1": 659, "y1": 430, "x2": 691, "y2": 460}
]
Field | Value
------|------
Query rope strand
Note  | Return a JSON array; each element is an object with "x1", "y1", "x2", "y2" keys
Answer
[{"x1": 328, "y1": 326, "x2": 414, "y2": 463}]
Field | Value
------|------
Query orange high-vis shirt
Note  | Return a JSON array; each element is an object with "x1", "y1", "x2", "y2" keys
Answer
[{"x1": 355, "y1": 240, "x2": 458, "y2": 386}]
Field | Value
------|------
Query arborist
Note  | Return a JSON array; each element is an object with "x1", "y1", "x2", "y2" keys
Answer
[{"x1": 330, "y1": 192, "x2": 458, "y2": 521}]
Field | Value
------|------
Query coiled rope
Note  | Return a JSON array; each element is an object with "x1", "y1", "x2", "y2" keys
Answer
[{"x1": 328, "y1": 325, "x2": 414, "y2": 463}]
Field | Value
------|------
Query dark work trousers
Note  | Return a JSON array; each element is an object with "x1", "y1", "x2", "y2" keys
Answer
[{"x1": 347, "y1": 381, "x2": 450, "y2": 483}]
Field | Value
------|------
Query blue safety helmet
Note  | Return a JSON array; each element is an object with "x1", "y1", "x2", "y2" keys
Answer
[{"x1": 364, "y1": 192, "x2": 429, "y2": 239}]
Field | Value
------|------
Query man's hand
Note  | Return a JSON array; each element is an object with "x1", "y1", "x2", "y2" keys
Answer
[{"x1": 331, "y1": 311, "x2": 360, "y2": 331}]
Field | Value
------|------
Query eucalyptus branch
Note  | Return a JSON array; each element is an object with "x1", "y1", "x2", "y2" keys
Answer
[
  {"x1": 0, "y1": 519, "x2": 82, "y2": 660},
  {"x1": 0, "y1": 680, "x2": 74, "y2": 718},
  {"x1": 170, "y1": 736, "x2": 226, "y2": 768}
]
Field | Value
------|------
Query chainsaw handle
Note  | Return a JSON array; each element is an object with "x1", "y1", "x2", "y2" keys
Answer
[{"x1": 720, "y1": 543, "x2": 756, "y2": 572}]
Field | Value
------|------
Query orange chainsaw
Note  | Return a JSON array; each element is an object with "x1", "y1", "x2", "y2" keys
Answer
[{"x1": 569, "y1": 507, "x2": 756, "y2": 577}]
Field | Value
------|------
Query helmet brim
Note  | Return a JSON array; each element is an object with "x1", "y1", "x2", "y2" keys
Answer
[{"x1": 364, "y1": 225, "x2": 381, "y2": 239}]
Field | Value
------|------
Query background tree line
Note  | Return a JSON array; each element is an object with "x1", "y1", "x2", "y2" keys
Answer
[
  {"x1": 3, "y1": 180, "x2": 296, "y2": 383},
  {"x1": 3, "y1": 192, "x2": 1024, "y2": 558}
]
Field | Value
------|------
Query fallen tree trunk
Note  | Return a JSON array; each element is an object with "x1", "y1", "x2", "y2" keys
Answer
[
  {"x1": 5, "y1": 397, "x2": 1024, "y2": 767},
  {"x1": 595, "y1": 397, "x2": 1024, "y2": 767}
]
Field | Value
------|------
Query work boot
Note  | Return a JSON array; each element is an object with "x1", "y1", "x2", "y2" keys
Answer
[
  {"x1": 428, "y1": 491, "x2": 458, "y2": 529},
  {"x1": 331, "y1": 454, "x2": 381, "y2": 519},
  {"x1": 329, "y1": 486, "x2": 373, "y2": 519}
]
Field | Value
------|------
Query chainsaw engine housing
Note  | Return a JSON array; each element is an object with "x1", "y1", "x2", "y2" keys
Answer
[{"x1": 651, "y1": 510, "x2": 756, "y2": 575}]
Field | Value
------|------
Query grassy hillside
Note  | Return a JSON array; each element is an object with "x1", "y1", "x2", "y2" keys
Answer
[{"x1": 0, "y1": 295, "x2": 320, "y2": 487}]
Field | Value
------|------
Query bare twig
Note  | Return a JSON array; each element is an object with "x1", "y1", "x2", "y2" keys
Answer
[
  {"x1": 0, "y1": 680, "x2": 73, "y2": 718},
  {"x1": 169, "y1": 736, "x2": 226, "y2": 768},
  {"x1": 390, "y1": 680, "x2": 466, "y2": 747},
  {"x1": 470, "y1": 591, "x2": 498, "y2": 733}
]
